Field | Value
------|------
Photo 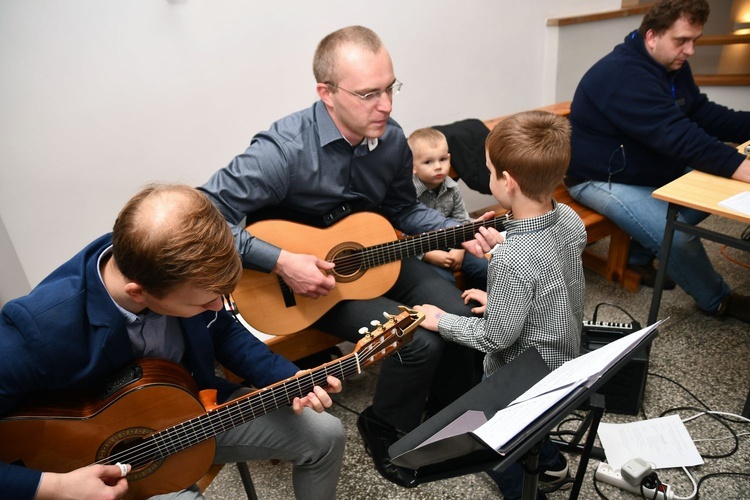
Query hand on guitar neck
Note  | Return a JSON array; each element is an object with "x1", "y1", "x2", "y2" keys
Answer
[
  {"x1": 273, "y1": 249, "x2": 336, "y2": 298},
  {"x1": 461, "y1": 210, "x2": 504, "y2": 258},
  {"x1": 291, "y1": 372, "x2": 342, "y2": 414}
]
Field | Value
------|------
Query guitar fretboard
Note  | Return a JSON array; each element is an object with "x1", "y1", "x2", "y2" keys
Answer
[
  {"x1": 337, "y1": 215, "x2": 508, "y2": 274},
  {"x1": 94, "y1": 315, "x2": 415, "y2": 468}
]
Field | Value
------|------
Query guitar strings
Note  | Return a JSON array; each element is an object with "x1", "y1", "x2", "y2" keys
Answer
[
  {"x1": 276, "y1": 217, "x2": 507, "y2": 293},
  {"x1": 87, "y1": 344, "x2": 385, "y2": 470},
  {"x1": 330, "y1": 217, "x2": 507, "y2": 273}
]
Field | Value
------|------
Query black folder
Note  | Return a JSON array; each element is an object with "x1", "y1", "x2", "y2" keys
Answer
[
  {"x1": 389, "y1": 348, "x2": 554, "y2": 469},
  {"x1": 389, "y1": 322, "x2": 661, "y2": 475}
]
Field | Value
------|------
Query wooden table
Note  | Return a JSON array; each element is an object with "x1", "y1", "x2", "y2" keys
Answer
[{"x1": 648, "y1": 140, "x2": 750, "y2": 416}]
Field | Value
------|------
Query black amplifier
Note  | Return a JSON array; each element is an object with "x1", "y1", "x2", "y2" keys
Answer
[{"x1": 581, "y1": 320, "x2": 649, "y2": 415}]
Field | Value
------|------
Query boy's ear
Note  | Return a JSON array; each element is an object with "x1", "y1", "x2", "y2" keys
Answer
[{"x1": 502, "y1": 170, "x2": 515, "y2": 187}]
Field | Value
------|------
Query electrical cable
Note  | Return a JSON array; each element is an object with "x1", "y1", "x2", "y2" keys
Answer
[
  {"x1": 650, "y1": 373, "x2": 750, "y2": 426},
  {"x1": 695, "y1": 472, "x2": 750, "y2": 499},
  {"x1": 591, "y1": 301, "x2": 639, "y2": 324},
  {"x1": 672, "y1": 466, "x2": 698, "y2": 500},
  {"x1": 717, "y1": 225, "x2": 750, "y2": 268},
  {"x1": 660, "y1": 406, "x2": 740, "y2": 459},
  {"x1": 647, "y1": 372, "x2": 713, "y2": 411},
  {"x1": 719, "y1": 245, "x2": 750, "y2": 269},
  {"x1": 682, "y1": 410, "x2": 750, "y2": 426}
]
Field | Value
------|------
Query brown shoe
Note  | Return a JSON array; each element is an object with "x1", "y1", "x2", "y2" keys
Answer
[
  {"x1": 630, "y1": 261, "x2": 676, "y2": 290},
  {"x1": 725, "y1": 293, "x2": 750, "y2": 323}
]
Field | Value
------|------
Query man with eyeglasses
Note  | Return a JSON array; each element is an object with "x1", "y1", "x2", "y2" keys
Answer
[{"x1": 199, "y1": 25, "x2": 486, "y2": 487}]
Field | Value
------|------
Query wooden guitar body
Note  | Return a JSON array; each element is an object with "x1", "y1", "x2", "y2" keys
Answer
[
  {"x1": 234, "y1": 212, "x2": 400, "y2": 335},
  {"x1": 0, "y1": 358, "x2": 214, "y2": 499}
]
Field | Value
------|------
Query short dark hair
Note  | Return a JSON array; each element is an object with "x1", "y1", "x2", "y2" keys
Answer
[
  {"x1": 638, "y1": 0, "x2": 710, "y2": 37},
  {"x1": 485, "y1": 111, "x2": 571, "y2": 203},
  {"x1": 112, "y1": 184, "x2": 242, "y2": 298},
  {"x1": 313, "y1": 25, "x2": 383, "y2": 84}
]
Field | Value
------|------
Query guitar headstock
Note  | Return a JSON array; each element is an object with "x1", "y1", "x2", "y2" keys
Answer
[{"x1": 354, "y1": 307, "x2": 424, "y2": 368}]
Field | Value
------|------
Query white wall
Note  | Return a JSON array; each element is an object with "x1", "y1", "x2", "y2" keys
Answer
[
  {"x1": 8, "y1": 0, "x2": 717, "y2": 297},
  {"x1": 0, "y1": 215, "x2": 30, "y2": 305}
]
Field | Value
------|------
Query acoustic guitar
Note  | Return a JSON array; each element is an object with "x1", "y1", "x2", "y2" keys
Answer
[
  {"x1": 233, "y1": 211, "x2": 506, "y2": 335},
  {"x1": 0, "y1": 308, "x2": 422, "y2": 500}
]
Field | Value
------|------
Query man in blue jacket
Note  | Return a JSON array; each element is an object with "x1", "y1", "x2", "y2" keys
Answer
[
  {"x1": 0, "y1": 184, "x2": 344, "y2": 499},
  {"x1": 566, "y1": 0, "x2": 750, "y2": 322}
]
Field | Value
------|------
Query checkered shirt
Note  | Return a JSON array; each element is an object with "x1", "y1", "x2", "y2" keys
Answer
[{"x1": 438, "y1": 200, "x2": 586, "y2": 374}]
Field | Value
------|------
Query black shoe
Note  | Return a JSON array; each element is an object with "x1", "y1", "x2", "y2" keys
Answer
[
  {"x1": 716, "y1": 293, "x2": 750, "y2": 323},
  {"x1": 357, "y1": 406, "x2": 417, "y2": 488},
  {"x1": 539, "y1": 453, "x2": 572, "y2": 492},
  {"x1": 630, "y1": 261, "x2": 676, "y2": 290}
]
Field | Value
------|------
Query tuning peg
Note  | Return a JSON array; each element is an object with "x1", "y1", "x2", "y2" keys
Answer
[
  {"x1": 358, "y1": 327, "x2": 369, "y2": 336},
  {"x1": 370, "y1": 320, "x2": 381, "y2": 328}
]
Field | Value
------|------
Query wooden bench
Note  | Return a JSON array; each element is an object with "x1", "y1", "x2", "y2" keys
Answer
[{"x1": 465, "y1": 102, "x2": 640, "y2": 292}]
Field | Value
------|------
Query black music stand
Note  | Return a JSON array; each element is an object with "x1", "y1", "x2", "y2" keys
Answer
[{"x1": 389, "y1": 324, "x2": 660, "y2": 500}]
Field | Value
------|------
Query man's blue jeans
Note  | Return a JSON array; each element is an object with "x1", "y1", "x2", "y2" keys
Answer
[{"x1": 566, "y1": 178, "x2": 730, "y2": 313}]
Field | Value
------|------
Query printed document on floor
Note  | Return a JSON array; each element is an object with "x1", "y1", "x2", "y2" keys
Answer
[{"x1": 597, "y1": 414, "x2": 704, "y2": 469}]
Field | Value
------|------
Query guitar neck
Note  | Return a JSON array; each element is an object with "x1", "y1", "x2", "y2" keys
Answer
[
  {"x1": 147, "y1": 353, "x2": 359, "y2": 459},
  {"x1": 359, "y1": 216, "x2": 507, "y2": 270},
  {"x1": 143, "y1": 308, "x2": 419, "y2": 460}
]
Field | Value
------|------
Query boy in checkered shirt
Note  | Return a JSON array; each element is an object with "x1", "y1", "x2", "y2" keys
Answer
[{"x1": 416, "y1": 110, "x2": 586, "y2": 500}]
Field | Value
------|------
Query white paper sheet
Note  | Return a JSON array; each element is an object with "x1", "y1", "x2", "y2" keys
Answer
[
  {"x1": 597, "y1": 414, "x2": 704, "y2": 469},
  {"x1": 718, "y1": 191, "x2": 750, "y2": 216}
]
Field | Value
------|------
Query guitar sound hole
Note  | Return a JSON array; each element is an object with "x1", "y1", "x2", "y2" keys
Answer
[
  {"x1": 98, "y1": 427, "x2": 163, "y2": 479},
  {"x1": 327, "y1": 243, "x2": 365, "y2": 283}
]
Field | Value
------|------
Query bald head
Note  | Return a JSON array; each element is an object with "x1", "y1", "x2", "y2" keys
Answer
[
  {"x1": 313, "y1": 25, "x2": 384, "y2": 84},
  {"x1": 112, "y1": 184, "x2": 242, "y2": 298}
]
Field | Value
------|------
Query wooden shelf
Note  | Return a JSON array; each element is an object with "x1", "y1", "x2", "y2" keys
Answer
[
  {"x1": 696, "y1": 33, "x2": 750, "y2": 45},
  {"x1": 547, "y1": 4, "x2": 652, "y2": 27},
  {"x1": 694, "y1": 74, "x2": 750, "y2": 86}
]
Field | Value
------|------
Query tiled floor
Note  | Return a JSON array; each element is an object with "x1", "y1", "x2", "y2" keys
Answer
[{"x1": 205, "y1": 215, "x2": 750, "y2": 499}]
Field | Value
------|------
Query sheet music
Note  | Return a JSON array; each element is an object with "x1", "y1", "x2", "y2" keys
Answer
[
  {"x1": 471, "y1": 320, "x2": 664, "y2": 452},
  {"x1": 718, "y1": 191, "x2": 750, "y2": 216},
  {"x1": 473, "y1": 384, "x2": 580, "y2": 449}
]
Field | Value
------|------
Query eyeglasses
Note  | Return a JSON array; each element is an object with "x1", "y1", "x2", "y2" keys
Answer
[{"x1": 326, "y1": 80, "x2": 402, "y2": 103}]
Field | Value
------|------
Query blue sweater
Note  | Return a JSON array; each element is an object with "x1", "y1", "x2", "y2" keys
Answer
[{"x1": 568, "y1": 31, "x2": 750, "y2": 187}]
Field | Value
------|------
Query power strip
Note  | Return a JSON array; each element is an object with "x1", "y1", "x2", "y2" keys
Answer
[{"x1": 595, "y1": 462, "x2": 673, "y2": 499}]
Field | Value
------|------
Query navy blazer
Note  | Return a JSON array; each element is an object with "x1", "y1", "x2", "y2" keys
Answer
[{"x1": 0, "y1": 234, "x2": 299, "y2": 498}]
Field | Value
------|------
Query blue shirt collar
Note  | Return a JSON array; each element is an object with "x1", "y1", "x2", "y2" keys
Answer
[{"x1": 314, "y1": 100, "x2": 379, "y2": 150}]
